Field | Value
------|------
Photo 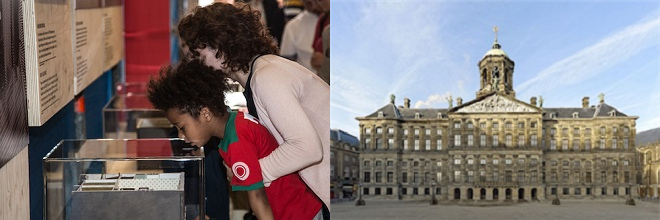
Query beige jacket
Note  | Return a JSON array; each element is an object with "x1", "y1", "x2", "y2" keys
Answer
[{"x1": 251, "y1": 55, "x2": 330, "y2": 208}]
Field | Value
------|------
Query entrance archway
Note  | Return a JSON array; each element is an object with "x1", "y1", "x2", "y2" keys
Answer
[
  {"x1": 506, "y1": 188, "x2": 512, "y2": 200},
  {"x1": 454, "y1": 188, "x2": 461, "y2": 200},
  {"x1": 467, "y1": 188, "x2": 473, "y2": 200},
  {"x1": 493, "y1": 188, "x2": 499, "y2": 200},
  {"x1": 531, "y1": 188, "x2": 537, "y2": 200},
  {"x1": 518, "y1": 188, "x2": 525, "y2": 200},
  {"x1": 480, "y1": 188, "x2": 486, "y2": 200}
]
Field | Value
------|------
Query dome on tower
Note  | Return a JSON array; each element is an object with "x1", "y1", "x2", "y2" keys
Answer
[{"x1": 484, "y1": 41, "x2": 508, "y2": 58}]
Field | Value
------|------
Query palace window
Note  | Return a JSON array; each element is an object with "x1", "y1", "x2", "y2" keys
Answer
[
  {"x1": 387, "y1": 172, "x2": 393, "y2": 182},
  {"x1": 585, "y1": 128, "x2": 591, "y2": 135},
  {"x1": 414, "y1": 161, "x2": 419, "y2": 167},
  {"x1": 480, "y1": 123, "x2": 486, "y2": 129},
  {"x1": 625, "y1": 171, "x2": 630, "y2": 183},
  {"x1": 468, "y1": 159, "x2": 474, "y2": 165},
  {"x1": 518, "y1": 158, "x2": 525, "y2": 165},
  {"x1": 518, "y1": 135, "x2": 525, "y2": 147},
  {"x1": 612, "y1": 171, "x2": 618, "y2": 182},
  {"x1": 493, "y1": 171, "x2": 499, "y2": 182},
  {"x1": 480, "y1": 171, "x2": 486, "y2": 182},
  {"x1": 562, "y1": 160, "x2": 569, "y2": 166},
  {"x1": 377, "y1": 127, "x2": 383, "y2": 134},
  {"x1": 493, "y1": 135, "x2": 499, "y2": 147},
  {"x1": 505, "y1": 171, "x2": 512, "y2": 182},
  {"x1": 493, "y1": 122, "x2": 499, "y2": 129},
  {"x1": 550, "y1": 139, "x2": 556, "y2": 150},
  {"x1": 426, "y1": 128, "x2": 431, "y2": 136},
  {"x1": 415, "y1": 129, "x2": 419, "y2": 136},
  {"x1": 531, "y1": 158, "x2": 538, "y2": 165},
  {"x1": 437, "y1": 139, "x2": 442, "y2": 150},
  {"x1": 551, "y1": 172, "x2": 557, "y2": 182},
  {"x1": 600, "y1": 127, "x2": 605, "y2": 135},
  {"x1": 550, "y1": 160, "x2": 557, "y2": 166},
  {"x1": 364, "y1": 160, "x2": 370, "y2": 167},
  {"x1": 387, "y1": 160, "x2": 394, "y2": 166},
  {"x1": 574, "y1": 172, "x2": 580, "y2": 183},
  {"x1": 454, "y1": 135, "x2": 461, "y2": 147},
  {"x1": 601, "y1": 171, "x2": 607, "y2": 183},
  {"x1": 364, "y1": 138, "x2": 371, "y2": 149},
  {"x1": 388, "y1": 127, "x2": 394, "y2": 134},
  {"x1": 506, "y1": 159, "x2": 512, "y2": 165},
  {"x1": 624, "y1": 127, "x2": 629, "y2": 135},
  {"x1": 454, "y1": 171, "x2": 461, "y2": 183},
  {"x1": 586, "y1": 172, "x2": 592, "y2": 183},
  {"x1": 364, "y1": 172, "x2": 371, "y2": 183},
  {"x1": 562, "y1": 172, "x2": 569, "y2": 182},
  {"x1": 623, "y1": 160, "x2": 629, "y2": 166},
  {"x1": 624, "y1": 138, "x2": 629, "y2": 149},
  {"x1": 468, "y1": 135, "x2": 474, "y2": 147},
  {"x1": 480, "y1": 159, "x2": 486, "y2": 165},
  {"x1": 612, "y1": 138, "x2": 617, "y2": 149},
  {"x1": 454, "y1": 159, "x2": 461, "y2": 165},
  {"x1": 573, "y1": 139, "x2": 580, "y2": 150},
  {"x1": 574, "y1": 128, "x2": 580, "y2": 135},
  {"x1": 493, "y1": 159, "x2": 499, "y2": 165},
  {"x1": 480, "y1": 134, "x2": 486, "y2": 147},
  {"x1": 403, "y1": 140, "x2": 408, "y2": 150},
  {"x1": 468, "y1": 122, "x2": 474, "y2": 129},
  {"x1": 550, "y1": 128, "x2": 556, "y2": 136},
  {"x1": 437, "y1": 129, "x2": 442, "y2": 135},
  {"x1": 425, "y1": 140, "x2": 431, "y2": 150},
  {"x1": 585, "y1": 139, "x2": 591, "y2": 150},
  {"x1": 454, "y1": 122, "x2": 461, "y2": 129},
  {"x1": 612, "y1": 127, "x2": 618, "y2": 134},
  {"x1": 414, "y1": 140, "x2": 420, "y2": 150},
  {"x1": 562, "y1": 128, "x2": 568, "y2": 135},
  {"x1": 376, "y1": 138, "x2": 383, "y2": 149},
  {"x1": 612, "y1": 160, "x2": 618, "y2": 166},
  {"x1": 531, "y1": 135, "x2": 538, "y2": 147},
  {"x1": 414, "y1": 172, "x2": 420, "y2": 183},
  {"x1": 404, "y1": 128, "x2": 408, "y2": 136},
  {"x1": 467, "y1": 171, "x2": 474, "y2": 183},
  {"x1": 573, "y1": 161, "x2": 580, "y2": 167},
  {"x1": 531, "y1": 171, "x2": 538, "y2": 182},
  {"x1": 365, "y1": 127, "x2": 372, "y2": 135},
  {"x1": 437, "y1": 161, "x2": 442, "y2": 167},
  {"x1": 376, "y1": 161, "x2": 382, "y2": 166},
  {"x1": 531, "y1": 122, "x2": 537, "y2": 128},
  {"x1": 575, "y1": 188, "x2": 581, "y2": 195},
  {"x1": 388, "y1": 139, "x2": 394, "y2": 149},
  {"x1": 518, "y1": 171, "x2": 525, "y2": 182},
  {"x1": 518, "y1": 122, "x2": 524, "y2": 128},
  {"x1": 599, "y1": 139, "x2": 605, "y2": 149},
  {"x1": 505, "y1": 122, "x2": 512, "y2": 129},
  {"x1": 562, "y1": 139, "x2": 568, "y2": 150}
]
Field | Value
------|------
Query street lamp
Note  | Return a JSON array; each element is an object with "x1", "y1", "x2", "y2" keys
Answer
[
  {"x1": 431, "y1": 179, "x2": 438, "y2": 205},
  {"x1": 356, "y1": 182, "x2": 366, "y2": 206}
]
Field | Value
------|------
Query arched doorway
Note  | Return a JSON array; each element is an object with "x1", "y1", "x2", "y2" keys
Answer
[
  {"x1": 480, "y1": 188, "x2": 486, "y2": 200},
  {"x1": 454, "y1": 188, "x2": 461, "y2": 200},
  {"x1": 493, "y1": 188, "x2": 499, "y2": 200},
  {"x1": 531, "y1": 188, "x2": 537, "y2": 200},
  {"x1": 506, "y1": 188, "x2": 512, "y2": 200},
  {"x1": 518, "y1": 188, "x2": 525, "y2": 200},
  {"x1": 467, "y1": 188, "x2": 473, "y2": 200}
]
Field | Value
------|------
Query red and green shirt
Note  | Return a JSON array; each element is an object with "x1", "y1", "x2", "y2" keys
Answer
[{"x1": 218, "y1": 111, "x2": 321, "y2": 219}]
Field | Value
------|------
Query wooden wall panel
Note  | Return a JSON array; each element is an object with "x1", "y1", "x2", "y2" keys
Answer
[{"x1": 0, "y1": 147, "x2": 30, "y2": 219}]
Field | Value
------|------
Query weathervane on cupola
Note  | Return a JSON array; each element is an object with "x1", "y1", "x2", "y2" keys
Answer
[{"x1": 476, "y1": 26, "x2": 516, "y2": 99}]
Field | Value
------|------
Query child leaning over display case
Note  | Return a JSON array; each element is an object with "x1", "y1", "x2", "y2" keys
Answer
[{"x1": 147, "y1": 60, "x2": 323, "y2": 220}]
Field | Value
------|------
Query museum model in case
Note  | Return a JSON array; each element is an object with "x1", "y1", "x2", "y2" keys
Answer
[
  {"x1": 103, "y1": 94, "x2": 166, "y2": 139},
  {"x1": 43, "y1": 139, "x2": 204, "y2": 220}
]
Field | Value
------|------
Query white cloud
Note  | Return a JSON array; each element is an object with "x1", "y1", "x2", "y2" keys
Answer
[
  {"x1": 414, "y1": 92, "x2": 452, "y2": 108},
  {"x1": 516, "y1": 14, "x2": 660, "y2": 97}
]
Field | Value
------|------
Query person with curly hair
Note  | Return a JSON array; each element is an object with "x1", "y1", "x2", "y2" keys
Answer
[
  {"x1": 148, "y1": 60, "x2": 323, "y2": 220},
  {"x1": 178, "y1": 3, "x2": 330, "y2": 219}
]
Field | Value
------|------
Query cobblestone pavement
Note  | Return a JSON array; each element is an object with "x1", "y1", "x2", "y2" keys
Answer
[{"x1": 331, "y1": 199, "x2": 660, "y2": 220}]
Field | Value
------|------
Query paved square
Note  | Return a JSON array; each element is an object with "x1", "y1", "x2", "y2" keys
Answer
[{"x1": 331, "y1": 199, "x2": 660, "y2": 220}]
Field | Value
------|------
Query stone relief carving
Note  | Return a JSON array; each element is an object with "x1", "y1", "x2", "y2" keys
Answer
[{"x1": 457, "y1": 95, "x2": 538, "y2": 113}]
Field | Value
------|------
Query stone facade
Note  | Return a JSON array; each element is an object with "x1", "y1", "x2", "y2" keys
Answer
[
  {"x1": 330, "y1": 129, "x2": 360, "y2": 199},
  {"x1": 638, "y1": 141, "x2": 660, "y2": 198},
  {"x1": 355, "y1": 39, "x2": 639, "y2": 202}
]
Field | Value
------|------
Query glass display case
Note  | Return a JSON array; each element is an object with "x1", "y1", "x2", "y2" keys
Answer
[
  {"x1": 103, "y1": 94, "x2": 167, "y2": 139},
  {"x1": 43, "y1": 139, "x2": 204, "y2": 220}
]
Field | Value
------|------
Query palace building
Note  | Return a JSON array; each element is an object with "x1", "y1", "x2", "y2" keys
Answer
[{"x1": 356, "y1": 35, "x2": 639, "y2": 202}]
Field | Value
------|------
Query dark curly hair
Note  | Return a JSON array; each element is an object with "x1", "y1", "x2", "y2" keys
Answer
[
  {"x1": 147, "y1": 59, "x2": 230, "y2": 118},
  {"x1": 178, "y1": 2, "x2": 278, "y2": 74}
]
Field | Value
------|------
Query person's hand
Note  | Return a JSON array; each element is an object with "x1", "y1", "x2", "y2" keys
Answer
[
  {"x1": 194, "y1": 215, "x2": 210, "y2": 220},
  {"x1": 311, "y1": 52, "x2": 324, "y2": 72}
]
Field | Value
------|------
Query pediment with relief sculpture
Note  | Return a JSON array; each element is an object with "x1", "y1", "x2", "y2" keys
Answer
[{"x1": 455, "y1": 94, "x2": 540, "y2": 113}]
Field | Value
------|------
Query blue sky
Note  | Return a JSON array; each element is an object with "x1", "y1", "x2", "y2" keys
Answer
[{"x1": 330, "y1": 0, "x2": 660, "y2": 137}]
